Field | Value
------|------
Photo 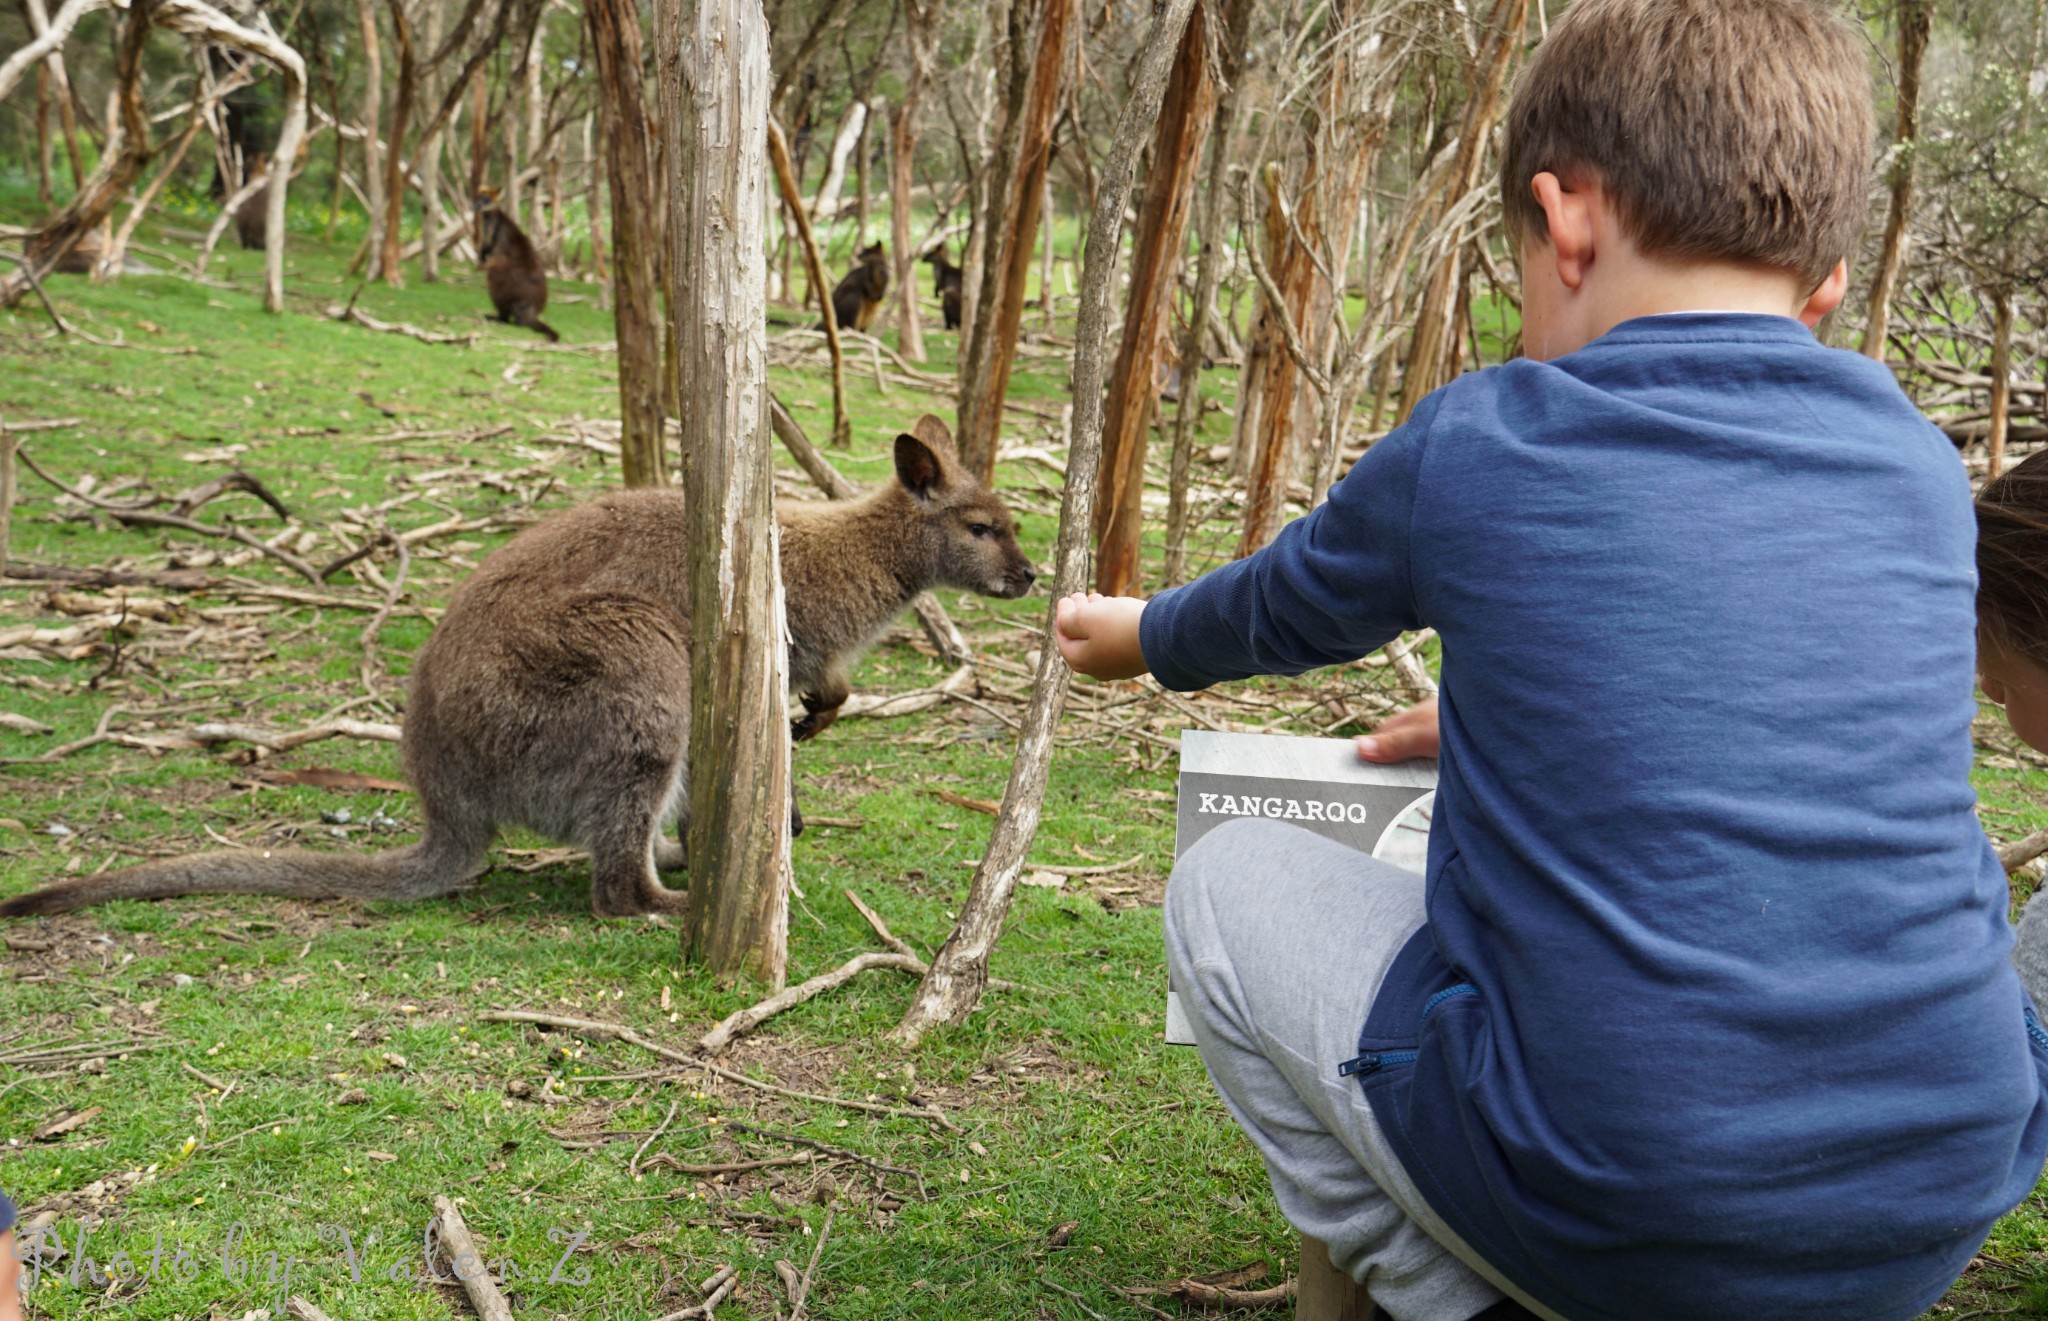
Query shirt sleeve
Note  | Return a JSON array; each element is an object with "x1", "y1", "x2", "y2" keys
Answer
[
  {"x1": 0, "y1": 1189, "x2": 14, "y2": 1235},
  {"x1": 1138, "y1": 395, "x2": 1436, "y2": 692}
]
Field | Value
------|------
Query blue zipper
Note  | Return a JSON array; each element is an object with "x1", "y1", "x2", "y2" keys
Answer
[
  {"x1": 1339, "y1": 983, "x2": 1477, "y2": 1079},
  {"x1": 2027, "y1": 1007, "x2": 2048, "y2": 1055}
]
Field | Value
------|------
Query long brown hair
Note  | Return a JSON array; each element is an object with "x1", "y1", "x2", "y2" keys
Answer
[{"x1": 1978, "y1": 450, "x2": 2048, "y2": 669}]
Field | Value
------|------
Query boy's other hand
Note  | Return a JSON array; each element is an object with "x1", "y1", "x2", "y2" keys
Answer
[
  {"x1": 1054, "y1": 592, "x2": 1150, "y2": 681},
  {"x1": 1358, "y1": 697, "x2": 1439, "y2": 763},
  {"x1": 1, "y1": 1229, "x2": 21, "y2": 1321}
]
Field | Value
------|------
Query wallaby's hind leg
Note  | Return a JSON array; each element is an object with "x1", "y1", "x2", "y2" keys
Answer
[
  {"x1": 590, "y1": 814, "x2": 688, "y2": 918},
  {"x1": 653, "y1": 837, "x2": 686, "y2": 872}
]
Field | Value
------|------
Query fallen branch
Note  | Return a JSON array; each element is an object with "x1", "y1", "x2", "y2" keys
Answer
[
  {"x1": 477, "y1": 1009, "x2": 959, "y2": 1129},
  {"x1": 358, "y1": 532, "x2": 411, "y2": 697},
  {"x1": 650, "y1": 1265, "x2": 739, "y2": 1321},
  {"x1": 430, "y1": 1197, "x2": 515, "y2": 1321},
  {"x1": 700, "y1": 952, "x2": 926, "y2": 1054},
  {"x1": 328, "y1": 299, "x2": 481, "y2": 345},
  {"x1": 841, "y1": 663, "x2": 975, "y2": 719},
  {"x1": 165, "y1": 719, "x2": 403, "y2": 752},
  {"x1": 286, "y1": 1298, "x2": 343, "y2": 1321},
  {"x1": 845, "y1": 889, "x2": 920, "y2": 958},
  {"x1": 16, "y1": 446, "x2": 320, "y2": 584},
  {"x1": 2001, "y1": 830, "x2": 2048, "y2": 873},
  {"x1": 789, "y1": 1205, "x2": 835, "y2": 1321},
  {"x1": 630, "y1": 1100, "x2": 680, "y2": 1182},
  {"x1": 640, "y1": 1150, "x2": 818, "y2": 1177},
  {"x1": 726, "y1": 1123, "x2": 926, "y2": 1193}
]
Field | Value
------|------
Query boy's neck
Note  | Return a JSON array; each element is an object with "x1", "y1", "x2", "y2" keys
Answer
[{"x1": 1529, "y1": 249, "x2": 1810, "y2": 361}]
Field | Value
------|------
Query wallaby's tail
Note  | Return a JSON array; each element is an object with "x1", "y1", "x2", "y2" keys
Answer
[
  {"x1": 531, "y1": 317, "x2": 560, "y2": 343},
  {"x1": 0, "y1": 824, "x2": 488, "y2": 918}
]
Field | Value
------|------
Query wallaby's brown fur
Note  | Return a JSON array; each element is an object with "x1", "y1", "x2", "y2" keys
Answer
[
  {"x1": 475, "y1": 188, "x2": 559, "y2": 342},
  {"x1": 0, "y1": 417, "x2": 1034, "y2": 921},
  {"x1": 233, "y1": 154, "x2": 271, "y2": 251},
  {"x1": 829, "y1": 242, "x2": 889, "y2": 332},
  {"x1": 926, "y1": 249, "x2": 963, "y2": 331}
]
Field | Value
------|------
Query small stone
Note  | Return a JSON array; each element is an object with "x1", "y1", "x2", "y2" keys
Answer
[
  {"x1": 333, "y1": 1089, "x2": 369, "y2": 1106},
  {"x1": 321, "y1": 809, "x2": 353, "y2": 826},
  {"x1": 171, "y1": 973, "x2": 195, "y2": 988},
  {"x1": 506, "y1": 1079, "x2": 534, "y2": 1099},
  {"x1": 77, "y1": 1058, "x2": 106, "y2": 1075}
]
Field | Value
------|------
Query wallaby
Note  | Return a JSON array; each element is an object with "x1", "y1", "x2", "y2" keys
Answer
[
  {"x1": 829, "y1": 242, "x2": 890, "y2": 333},
  {"x1": 0, "y1": 416, "x2": 1035, "y2": 921},
  {"x1": 474, "y1": 188, "x2": 559, "y2": 342},
  {"x1": 233, "y1": 153, "x2": 270, "y2": 251},
  {"x1": 926, "y1": 249, "x2": 963, "y2": 331}
]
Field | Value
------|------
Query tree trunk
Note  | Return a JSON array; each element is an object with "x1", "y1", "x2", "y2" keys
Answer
[
  {"x1": 1395, "y1": 0, "x2": 1527, "y2": 423},
  {"x1": 954, "y1": 0, "x2": 1074, "y2": 484},
  {"x1": 377, "y1": 0, "x2": 416, "y2": 285},
  {"x1": 1237, "y1": 162, "x2": 1322, "y2": 557},
  {"x1": 354, "y1": 0, "x2": 387, "y2": 265},
  {"x1": 1092, "y1": 0, "x2": 1214, "y2": 595},
  {"x1": 588, "y1": 0, "x2": 665, "y2": 486},
  {"x1": 811, "y1": 98, "x2": 866, "y2": 224},
  {"x1": 6, "y1": 0, "x2": 90, "y2": 197},
  {"x1": 4, "y1": 0, "x2": 151, "y2": 305},
  {"x1": 1990, "y1": 286, "x2": 2016, "y2": 481},
  {"x1": 889, "y1": 0, "x2": 938, "y2": 361},
  {"x1": 657, "y1": 0, "x2": 791, "y2": 988},
  {"x1": 769, "y1": 118, "x2": 851, "y2": 449},
  {"x1": 1163, "y1": 0, "x2": 1252, "y2": 587},
  {"x1": 1862, "y1": 0, "x2": 1931, "y2": 360},
  {"x1": 854, "y1": 95, "x2": 874, "y2": 237},
  {"x1": 893, "y1": 0, "x2": 1197, "y2": 1046}
]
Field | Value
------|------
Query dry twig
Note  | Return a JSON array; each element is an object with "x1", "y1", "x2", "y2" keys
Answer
[{"x1": 430, "y1": 1196, "x2": 515, "y2": 1321}]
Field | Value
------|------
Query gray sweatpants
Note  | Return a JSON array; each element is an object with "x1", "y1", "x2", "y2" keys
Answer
[{"x1": 1163, "y1": 817, "x2": 1566, "y2": 1321}]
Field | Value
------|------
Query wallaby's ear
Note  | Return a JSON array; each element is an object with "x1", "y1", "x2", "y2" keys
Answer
[
  {"x1": 910, "y1": 413, "x2": 956, "y2": 459},
  {"x1": 895, "y1": 433, "x2": 947, "y2": 500}
]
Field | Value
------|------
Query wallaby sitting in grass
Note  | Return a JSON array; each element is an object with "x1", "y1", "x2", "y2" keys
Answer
[
  {"x1": 926, "y1": 249, "x2": 963, "y2": 331},
  {"x1": 233, "y1": 154, "x2": 271, "y2": 251},
  {"x1": 0, "y1": 416, "x2": 1035, "y2": 921},
  {"x1": 828, "y1": 242, "x2": 890, "y2": 332},
  {"x1": 474, "y1": 188, "x2": 559, "y2": 342}
]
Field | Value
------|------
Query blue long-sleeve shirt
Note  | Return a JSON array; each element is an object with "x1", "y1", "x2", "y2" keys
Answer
[{"x1": 1141, "y1": 314, "x2": 2048, "y2": 1321}]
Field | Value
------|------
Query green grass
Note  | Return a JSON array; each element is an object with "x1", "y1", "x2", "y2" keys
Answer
[{"x1": 2, "y1": 184, "x2": 2047, "y2": 1319}]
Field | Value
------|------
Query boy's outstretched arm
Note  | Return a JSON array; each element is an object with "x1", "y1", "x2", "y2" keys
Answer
[{"x1": 1055, "y1": 592, "x2": 1150, "y2": 680}]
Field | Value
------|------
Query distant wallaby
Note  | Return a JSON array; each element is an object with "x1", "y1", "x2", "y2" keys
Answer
[
  {"x1": 829, "y1": 242, "x2": 889, "y2": 332},
  {"x1": 474, "y1": 188, "x2": 559, "y2": 342},
  {"x1": 233, "y1": 154, "x2": 270, "y2": 251},
  {"x1": 926, "y1": 249, "x2": 963, "y2": 331},
  {"x1": 0, "y1": 416, "x2": 1035, "y2": 921}
]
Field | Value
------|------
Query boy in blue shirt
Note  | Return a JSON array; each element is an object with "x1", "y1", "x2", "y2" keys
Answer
[{"x1": 1056, "y1": 1, "x2": 2048, "y2": 1316}]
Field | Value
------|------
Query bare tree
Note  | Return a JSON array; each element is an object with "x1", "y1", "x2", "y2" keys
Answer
[
  {"x1": 587, "y1": 0, "x2": 666, "y2": 485},
  {"x1": 894, "y1": 0, "x2": 1198, "y2": 1045},
  {"x1": 1092, "y1": 0, "x2": 1217, "y2": 596},
  {"x1": 1862, "y1": 0, "x2": 1933, "y2": 360},
  {"x1": 953, "y1": 0, "x2": 1074, "y2": 482},
  {"x1": 889, "y1": 0, "x2": 941, "y2": 361},
  {"x1": 657, "y1": 0, "x2": 792, "y2": 986}
]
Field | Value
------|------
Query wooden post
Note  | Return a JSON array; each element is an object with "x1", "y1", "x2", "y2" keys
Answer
[
  {"x1": 953, "y1": 0, "x2": 1074, "y2": 483},
  {"x1": 1296, "y1": 1234, "x2": 1375, "y2": 1321},
  {"x1": 893, "y1": 0, "x2": 1197, "y2": 1045},
  {"x1": 1092, "y1": 0, "x2": 1214, "y2": 595},
  {"x1": 1862, "y1": 0, "x2": 1931, "y2": 360},
  {"x1": 769, "y1": 117, "x2": 851, "y2": 449},
  {"x1": 587, "y1": 0, "x2": 666, "y2": 486},
  {"x1": 0, "y1": 429, "x2": 16, "y2": 585},
  {"x1": 657, "y1": 0, "x2": 792, "y2": 988}
]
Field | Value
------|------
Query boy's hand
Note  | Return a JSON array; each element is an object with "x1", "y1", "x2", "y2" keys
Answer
[
  {"x1": 1357, "y1": 697, "x2": 1439, "y2": 763},
  {"x1": 1, "y1": 1229, "x2": 21, "y2": 1321},
  {"x1": 1054, "y1": 592, "x2": 1150, "y2": 681}
]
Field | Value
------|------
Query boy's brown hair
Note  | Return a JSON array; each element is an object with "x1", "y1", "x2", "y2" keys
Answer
[
  {"x1": 1979, "y1": 452, "x2": 2048, "y2": 671},
  {"x1": 1500, "y1": 0, "x2": 1875, "y2": 288}
]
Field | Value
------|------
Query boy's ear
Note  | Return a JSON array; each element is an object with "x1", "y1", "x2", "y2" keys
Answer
[
  {"x1": 1531, "y1": 171, "x2": 1596, "y2": 291},
  {"x1": 1797, "y1": 259, "x2": 1850, "y2": 328},
  {"x1": 895, "y1": 434, "x2": 947, "y2": 500}
]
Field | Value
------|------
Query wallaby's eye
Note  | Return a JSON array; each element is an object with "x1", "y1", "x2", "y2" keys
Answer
[{"x1": 968, "y1": 522, "x2": 992, "y2": 539}]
